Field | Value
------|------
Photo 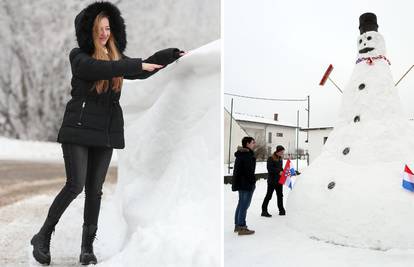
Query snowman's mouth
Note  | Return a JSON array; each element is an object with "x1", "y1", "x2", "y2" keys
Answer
[{"x1": 359, "y1": 47, "x2": 375, "y2": 54}]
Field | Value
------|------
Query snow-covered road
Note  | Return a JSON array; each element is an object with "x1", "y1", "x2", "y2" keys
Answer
[{"x1": 0, "y1": 184, "x2": 117, "y2": 267}]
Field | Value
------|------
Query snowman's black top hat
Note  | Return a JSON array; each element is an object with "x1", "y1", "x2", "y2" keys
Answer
[{"x1": 359, "y1": 12, "x2": 378, "y2": 34}]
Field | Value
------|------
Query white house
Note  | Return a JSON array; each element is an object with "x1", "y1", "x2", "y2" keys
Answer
[
  {"x1": 224, "y1": 111, "x2": 298, "y2": 163},
  {"x1": 223, "y1": 109, "x2": 249, "y2": 164},
  {"x1": 301, "y1": 127, "x2": 334, "y2": 163}
]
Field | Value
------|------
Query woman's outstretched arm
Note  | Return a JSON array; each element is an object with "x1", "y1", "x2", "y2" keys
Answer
[
  {"x1": 70, "y1": 48, "x2": 147, "y2": 81},
  {"x1": 123, "y1": 48, "x2": 185, "y2": 80}
]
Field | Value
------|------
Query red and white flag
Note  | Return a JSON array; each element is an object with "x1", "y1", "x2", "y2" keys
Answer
[{"x1": 279, "y1": 159, "x2": 293, "y2": 189}]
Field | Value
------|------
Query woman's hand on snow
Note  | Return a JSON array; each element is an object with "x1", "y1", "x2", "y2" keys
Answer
[{"x1": 142, "y1": 63, "x2": 164, "y2": 72}]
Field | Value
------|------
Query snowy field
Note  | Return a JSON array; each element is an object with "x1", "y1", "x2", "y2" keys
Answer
[
  {"x1": 0, "y1": 137, "x2": 118, "y2": 165},
  {"x1": 224, "y1": 180, "x2": 414, "y2": 267}
]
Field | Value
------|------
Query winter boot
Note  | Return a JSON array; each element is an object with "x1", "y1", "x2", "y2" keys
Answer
[
  {"x1": 234, "y1": 225, "x2": 242, "y2": 233},
  {"x1": 79, "y1": 224, "x2": 98, "y2": 265},
  {"x1": 30, "y1": 221, "x2": 56, "y2": 265},
  {"x1": 261, "y1": 211, "x2": 272, "y2": 217},
  {"x1": 238, "y1": 226, "x2": 255, "y2": 235},
  {"x1": 279, "y1": 209, "x2": 286, "y2": 216}
]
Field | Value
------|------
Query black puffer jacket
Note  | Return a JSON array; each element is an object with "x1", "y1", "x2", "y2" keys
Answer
[
  {"x1": 231, "y1": 147, "x2": 257, "y2": 191},
  {"x1": 57, "y1": 2, "x2": 182, "y2": 149},
  {"x1": 266, "y1": 156, "x2": 283, "y2": 185}
]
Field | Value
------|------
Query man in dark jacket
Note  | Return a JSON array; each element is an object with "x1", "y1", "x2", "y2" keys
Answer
[{"x1": 232, "y1": 136, "x2": 256, "y2": 235}]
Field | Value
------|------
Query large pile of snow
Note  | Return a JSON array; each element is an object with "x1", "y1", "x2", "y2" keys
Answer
[
  {"x1": 96, "y1": 41, "x2": 220, "y2": 266},
  {"x1": 287, "y1": 29, "x2": 414, "y2": 250}
]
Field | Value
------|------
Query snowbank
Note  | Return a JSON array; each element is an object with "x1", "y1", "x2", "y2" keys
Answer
[{"x1": 97, "y1": 40, "x2": 221, "y2": 266}]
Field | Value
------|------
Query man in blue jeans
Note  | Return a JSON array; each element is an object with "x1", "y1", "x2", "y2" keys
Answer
[{"x1": 232, "y1": 137, "x2": 256, "y2": 235}]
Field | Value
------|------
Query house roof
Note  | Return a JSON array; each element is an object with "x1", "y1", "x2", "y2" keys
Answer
[
  {"x1": 232, "y1": 113, "x2": 298, "y2": 128},
  {"x1": 300, "y1": 126, "x2": 334, "y2": 131}
]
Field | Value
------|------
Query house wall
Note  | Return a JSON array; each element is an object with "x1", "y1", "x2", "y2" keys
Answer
[{"x1": 307, "y1": 128, "x2": 334, "y2": 162}]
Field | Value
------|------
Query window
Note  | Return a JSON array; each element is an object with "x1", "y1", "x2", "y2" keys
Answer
[
  {"x1": 276, "y1": 132, "x2": 283, "y2": 137},
  {"x1": 267, "y1": 146, "x2": 272, "y2": 156},
  {"x1": 268, "y1": 132, "x2": 272, "y2": 143},
  {"x1": 323, "y1": 137, "x2": 328, "y2": 144}
]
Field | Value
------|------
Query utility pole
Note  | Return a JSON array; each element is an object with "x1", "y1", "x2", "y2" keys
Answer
[
  {"x1": 306, "y1": 95, "x2": 310, "y2": 142},
  {"x1": 296, "y1": 110, "x2": 299, "y2": 172},
  {"x1": 228, "y1": 98, "x2": 234, "y2": 174}
]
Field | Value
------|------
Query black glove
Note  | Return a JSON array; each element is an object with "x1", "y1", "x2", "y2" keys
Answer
[{"x1": 144, "y1": 48, "x2": 184, "y2": 66}]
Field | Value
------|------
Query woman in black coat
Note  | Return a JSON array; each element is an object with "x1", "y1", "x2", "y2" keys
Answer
[
  {"x1": 30, "y1": 2, "x2": 184, "y2": 265},
  {"x1": 261, "y1": 145, "x2": 286, "y2": 217}
]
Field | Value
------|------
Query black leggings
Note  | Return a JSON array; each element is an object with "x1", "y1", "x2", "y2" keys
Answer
[
  {"x1": 45, "y1": 143, "x2": 113, "y2": 227},
  {"x1": 261, "y1": 182, "x2": 285, "y2": 213}
]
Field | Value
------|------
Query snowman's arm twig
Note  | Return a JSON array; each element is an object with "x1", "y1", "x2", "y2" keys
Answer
[
  {"x1": 328, "y1": 77, "x2": 343, "y2": 94},
  {"x1": 395, "y1": 65, "x2": 414, "y2": 87}
]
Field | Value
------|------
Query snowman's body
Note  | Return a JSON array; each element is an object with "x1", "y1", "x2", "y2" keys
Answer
[{"x1": 287, "y1": 31, "x2": 414, "y2": 250}]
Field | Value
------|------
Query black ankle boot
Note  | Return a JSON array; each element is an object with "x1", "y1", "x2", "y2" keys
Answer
[
  {"x1": 261, "y1": 211, "x2": 272, "y2": 217},
  {"x1": 79, "y1": 224, "x2": 98, "y2": 265},
  {"x1": 30, "y1": 222, "x2": 56, "y2": 265}
]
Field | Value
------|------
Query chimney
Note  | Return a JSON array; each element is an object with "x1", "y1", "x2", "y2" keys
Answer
[{"x1": 274, "y1": 113, "x2": 278, "y2": 121}]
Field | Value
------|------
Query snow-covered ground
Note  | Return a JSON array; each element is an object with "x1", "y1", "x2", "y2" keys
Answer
[
  {"x1": 224, "y1": 180, "x2": 414, "y2": 267},
  {"x1": 0, "y1": 185, "x2": 116, "y2": 267},
  {"x1": 0, "y1": 136, "x2": 118, "y2": 165}
]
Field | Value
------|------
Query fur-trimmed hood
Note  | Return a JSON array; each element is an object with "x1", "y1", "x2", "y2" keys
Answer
[
  {"x1": 74, "y1": 1, "x2": 127, "y2": 55},
  {"x1": 234, "y1": 146, "x2": 254, "y2": 157}
]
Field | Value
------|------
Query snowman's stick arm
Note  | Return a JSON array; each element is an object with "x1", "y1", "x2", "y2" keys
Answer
[
  {"x1": 395, "y1": 65, "x2": 414, "y2": 87},
  {"x1": 328, "y1": 77, "x2": 343, "y2": 94}
]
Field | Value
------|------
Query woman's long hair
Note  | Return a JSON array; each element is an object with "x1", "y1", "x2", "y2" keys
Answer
[
  {"x1": 91, "y1": 12, "x2": 123, "y2": 94},
  {"x1": 271, "y1": 151, "x2": 282, "y2": 161}
]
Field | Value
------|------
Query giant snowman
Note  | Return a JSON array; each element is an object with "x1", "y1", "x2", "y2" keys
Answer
[{"x1": 287, "y1": 13, "x2": 414, "y2": 250}]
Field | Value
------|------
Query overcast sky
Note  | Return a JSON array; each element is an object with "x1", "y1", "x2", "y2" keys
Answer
[{"x1": 223, "y1": 0, "x2": 414, "y2": 128}]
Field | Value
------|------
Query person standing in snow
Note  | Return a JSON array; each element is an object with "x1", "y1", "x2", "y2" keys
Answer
[
  {"x1": 232, "y1": 136, "x2": 257, "y2": 235},
  {"x1": 30, "y1": 2, "x2": 185, "y2": 265},
  {"x1": 261, "y1": 145, "x2": 286, "y2": 217}
]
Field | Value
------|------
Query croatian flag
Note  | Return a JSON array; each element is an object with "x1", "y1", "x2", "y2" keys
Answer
[
  {"x1": 279, "y1": 159, "x2": 296, "y2": 189},
  {"x1": 402, "y1": 165, "x2": 414, "y2": 192}
]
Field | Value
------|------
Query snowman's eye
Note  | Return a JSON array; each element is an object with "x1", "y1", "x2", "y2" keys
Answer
[
  {"x1": 359, "y1": 39, "x2": 362, "y2": 44},
  {"x1": 367, "y1": 36, "x2": 372, "y2": 40}
]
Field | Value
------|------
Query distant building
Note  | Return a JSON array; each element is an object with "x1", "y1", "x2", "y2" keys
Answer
[
  {"x1": 224, "y1": 111, "x2": 298, "y2": 163},
  {"x1": 224, "y1": 109, "x2": 249, "y2": 164},
  {"x1": 301, "y1": 127, "x2": 334, "y2": 163}
]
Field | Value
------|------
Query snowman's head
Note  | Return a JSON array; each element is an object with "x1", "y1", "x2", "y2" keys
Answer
[{"x1": 357, "y1": 31, "x2": 386, "y2": 57}]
